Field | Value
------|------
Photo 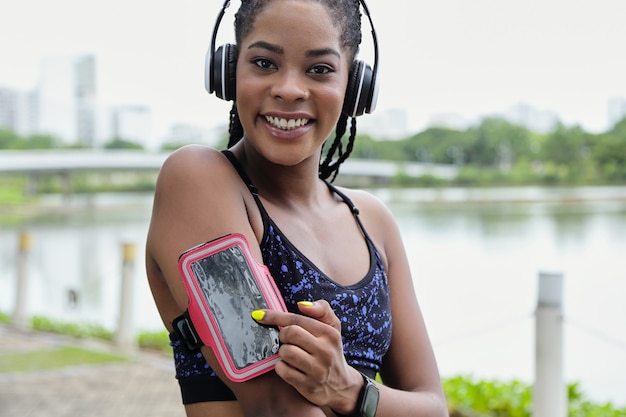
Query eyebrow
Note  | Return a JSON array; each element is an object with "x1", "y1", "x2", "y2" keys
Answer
[
  {"x1": 306, "y1": 47, "x2": 341, "y2": 59},
  {"x1": 247, "y1": 41, "x2": 341, "y2": 59},
  {"x1": 248, "y1": 41, "x2": 283, "y2": 54}
]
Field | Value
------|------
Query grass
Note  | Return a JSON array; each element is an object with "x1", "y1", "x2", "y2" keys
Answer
[
  {"x1": 0, "y1": 313, "x2": 148, "y2": 374},
  {"x1": 32, "y1": 315, "x2": 115, "y2": 341},
  {"x1": 0, "y1": 346, "x2": 128, "y2": 373}
]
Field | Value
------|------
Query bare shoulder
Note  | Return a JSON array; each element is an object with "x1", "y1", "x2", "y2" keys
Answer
[
  {"x1": 336, "y1": 186, "x2": 395, "y2": 225},
  {"x1": 157, "y1": 144, "x2": 232, "y2": 184},
  {"x1": 154, "y1": 145, "x2": 246, "y2": 215},
  {"x1": 148, "y1": 145, "x2": 254, "y2": 264},
  {"x1": 334, "y1": 186, "x2": 400, "y2": 266}
]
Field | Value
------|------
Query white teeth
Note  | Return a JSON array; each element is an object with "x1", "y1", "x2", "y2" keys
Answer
[{"x1": 265, "y1": 116, "x2": 310, "y2": 130}]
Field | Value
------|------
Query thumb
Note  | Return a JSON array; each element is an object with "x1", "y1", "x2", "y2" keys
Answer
[{"x1": 297, "y1": 300, "x2": 341, "y2": 332}]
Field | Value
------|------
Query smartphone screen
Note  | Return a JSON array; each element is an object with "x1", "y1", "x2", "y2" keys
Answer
[{"x1": 188, "y1": 244, "x2": 281, "y2": 370}]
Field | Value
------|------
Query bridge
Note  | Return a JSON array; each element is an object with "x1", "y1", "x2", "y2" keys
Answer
[{"x1": 0, "y1": 150, "x2": 459, "y2": 186}]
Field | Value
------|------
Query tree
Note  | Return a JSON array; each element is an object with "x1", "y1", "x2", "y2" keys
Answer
[
  {"x1": 0, "y1": 128, "x2": 21, "y2": 149},
  {"x1": 103, "y1": 138, "x2": 144, "y2": 150},
  {"x1": 403, "y1": 127, "x2": 467, "y2": 164},
  {"x1": 24, "y1": 134, "x2": 60, "y2": 149},
  {"x1": 541, "y1": 123, "x2": 590, "y2": 166},
  {"x1": 464, "y1": 118, "x2": 533, "y2": 167},
  {"x1": 590, "y1": 118, "x2": 626, "y2": 182}
]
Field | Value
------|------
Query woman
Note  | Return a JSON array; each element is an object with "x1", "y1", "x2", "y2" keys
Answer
[{"x1": 146, "y1": 0, "x2": 448, "y2": 416}]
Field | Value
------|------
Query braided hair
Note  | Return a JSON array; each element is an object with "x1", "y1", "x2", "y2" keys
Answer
[{"x1": 227, "y1": 0, "x2": 362, "y2": 182}]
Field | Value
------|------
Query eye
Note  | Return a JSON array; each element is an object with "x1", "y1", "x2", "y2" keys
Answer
[
  {"x1": 307, "y1": 64, "x2": 334, "y2": 76},
  {"x1": 251, "y1": 58, "x2": 276, "y2": 70}
]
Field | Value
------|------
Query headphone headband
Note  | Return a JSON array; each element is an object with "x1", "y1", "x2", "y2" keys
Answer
[
  {"x1": 206, "y1": 0, "x2": 379, "y2": 117},
  {"x1": 206, "y1": 0, "x2": 231, "y2": 95}
]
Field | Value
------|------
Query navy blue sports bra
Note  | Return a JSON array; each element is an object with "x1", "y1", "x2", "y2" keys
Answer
[
  {"x1": 169, "y1": 151, "x2": 392, "y2": 404},
  {"x1": 222, "y1": 150, "x2": 392, "y2": 376}
]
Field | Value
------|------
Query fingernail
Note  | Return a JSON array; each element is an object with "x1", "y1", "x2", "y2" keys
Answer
[
  {"x1": 297, "y1": 301, "x2": 314, "y2": 307},
  {"x1": 251, "y1": 310, "x2": 266, "y2": 321}
]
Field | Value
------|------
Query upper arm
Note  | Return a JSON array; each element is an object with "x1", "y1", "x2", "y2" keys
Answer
[
  {"x1": 145, "y1": 146, "x2": 329, "y2": 416},
  {"x1": 146, "y1": 145, "x2": 258, "y2": 317}
]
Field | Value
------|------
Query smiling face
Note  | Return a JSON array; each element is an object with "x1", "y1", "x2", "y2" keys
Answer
[{"x1": 235, "y1": 0, "x2": 350, "y2": 167}]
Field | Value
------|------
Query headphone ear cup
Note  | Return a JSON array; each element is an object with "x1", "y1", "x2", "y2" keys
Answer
[
  {"x1": 208, "y1": 43, "x2": 238, "y2": 101},
  {"x1": 343, "y1": 60, "x2": 376, "y2": 117}
]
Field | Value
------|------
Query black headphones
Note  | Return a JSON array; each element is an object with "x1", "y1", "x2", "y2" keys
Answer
[{"x1": 205, "y1": 0, "x2": 379, "y2": 117}]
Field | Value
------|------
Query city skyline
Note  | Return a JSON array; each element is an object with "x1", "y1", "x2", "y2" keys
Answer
[{"x1": 1, "y1": 0, "x2": 626, "y2": 142}]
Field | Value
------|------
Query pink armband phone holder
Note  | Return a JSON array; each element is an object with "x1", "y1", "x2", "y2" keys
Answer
[{"x1": 175, "y1": 233, "x2": 287, "y2": 382}]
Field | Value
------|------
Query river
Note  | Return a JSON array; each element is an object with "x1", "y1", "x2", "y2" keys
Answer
[{"x1": 1, "y1": 186, "x2": 625, "y2": 406}]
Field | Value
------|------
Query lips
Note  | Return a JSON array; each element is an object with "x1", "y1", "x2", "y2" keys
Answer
[{"x1": 264, "y1": 115, "x2": 311, "y2": 131}]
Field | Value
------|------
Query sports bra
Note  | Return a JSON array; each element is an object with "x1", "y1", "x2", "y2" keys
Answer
[
  {"x1": 222, "y1": 150, "x2": 392, "y2": 375},
  {"x1": 169, "y1": 150, "x2": 392, "y2": 404}
]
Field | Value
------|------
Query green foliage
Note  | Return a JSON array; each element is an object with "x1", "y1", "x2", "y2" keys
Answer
[
  {"x1": 350, "y1": 133, "x2": 405, "y2": 160},
  {"x1": 444, "y1": 375, "x2": 532, "y2": 417},
  {"x1": 0, "y1": 177, "x2": 28, "y2": 204},
  {"x1": 137, "y1": 330, "x2": 172, "y2": 354},
  {"x1": 392, "y1": 173, "x2": 446, "y2": 187},
  {"x1": 406, "y1": 127, "x2": 468, "y2": 164},
  {"x1": 590, "y1": 123, "x2": 626, "y2": 183},
  {"x1": 466, "y1": 118, "x2": 534, "y2": 167},
  {"x1": 349, "y1": 116, "x2": 626, "y2": 186},
  {"x1": 3, "y1": 115, "x2": 626, "y2": 187},
  {"x1": 0, "y1": 128, "x2": 21, "y2": 148},
  {"x1": 32, "y1": 315, "x2": 114, "y2": 341},
  {"x1": 3, "y1": 312, "x2": 171, "y2": 353},
  {"x1": 0, "y1": 346, "x2": 127, "y2": 373},
  {"x1": 160, "y1": 141, "x2": 186, "y2": 152},
  {"x1": 0, "y1": 129, "x2": 63, "y2": 149},
  {"x1": 568, "y1": 383, "x2": 626, "y2": 417},
  {"x1": 443, "y1": 375, "x2": 626, "y2": 417},
  {"x1": 103, "y1": 137, "x2": 144, "y2": 150}
]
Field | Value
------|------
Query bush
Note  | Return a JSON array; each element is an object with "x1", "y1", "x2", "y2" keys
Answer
[{"x1": 443, "y1": 375, "x2": 626, "y2": 417}]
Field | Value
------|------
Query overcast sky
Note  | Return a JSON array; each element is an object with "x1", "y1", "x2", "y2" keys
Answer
[{"x1": 1, "y1": 0, "x2": 625, "y2": 138}]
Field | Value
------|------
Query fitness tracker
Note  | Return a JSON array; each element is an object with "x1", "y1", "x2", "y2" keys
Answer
[{"x1": 335, "y1": 371, "x2": 380, "y2": 417}]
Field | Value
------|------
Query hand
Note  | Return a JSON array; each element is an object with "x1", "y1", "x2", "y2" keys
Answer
[{"x1": 252, "y1": 300, "x2": 363, "y2": 413}]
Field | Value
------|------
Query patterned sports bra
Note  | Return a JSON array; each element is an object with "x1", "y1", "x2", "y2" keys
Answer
[{"x1": 222, "y1": 150, "x2": 392, "y2": 376}]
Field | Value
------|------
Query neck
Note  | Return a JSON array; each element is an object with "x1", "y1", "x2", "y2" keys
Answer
[{"x1": 232, "y1": 142, "x2": 328, "y2": 207}]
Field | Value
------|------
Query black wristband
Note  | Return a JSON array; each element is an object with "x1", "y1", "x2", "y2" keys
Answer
[{"x1": 333, "y1": 372, "x2": 379, "y2": 417}]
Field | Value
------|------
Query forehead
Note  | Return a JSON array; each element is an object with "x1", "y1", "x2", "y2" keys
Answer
[{"x1": 241, "y1": 0, "x2": 345, "y2": 54}]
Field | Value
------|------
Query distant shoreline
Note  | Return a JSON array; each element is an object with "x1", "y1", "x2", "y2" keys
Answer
[
  {"x1": 2, "y1": 186, "x2": 626, "y2": 212},
  {"x1": 372, "y1": 185, "x2": 626, "y2": 205}
]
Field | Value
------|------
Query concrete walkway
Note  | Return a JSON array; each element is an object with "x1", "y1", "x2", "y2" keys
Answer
[{"x1": 0, "y1": 324, "x2": 185, "y2": 417}]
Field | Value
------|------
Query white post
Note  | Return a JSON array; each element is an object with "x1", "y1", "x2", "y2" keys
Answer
[
  {"x1": 116, "y1": 242, "x2": 137, "y2": 351},
  {"x1": 11, "y1": 231, "x2": 33, "y2": 330},
  {"x1": 533, "y1": 271, "x2": 566, "y2": 417}
]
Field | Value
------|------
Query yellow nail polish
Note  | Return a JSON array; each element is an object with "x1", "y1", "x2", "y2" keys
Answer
[
  {"x1": 251, "y1": 310, "x2": 266, "y2": 321},
  {"x1": 297, "y1": 301, "x2": 314, "y2": 307}
]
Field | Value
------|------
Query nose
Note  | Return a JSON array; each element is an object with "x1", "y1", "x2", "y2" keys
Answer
[{"x1": 271, "y1": 69, "x2": 309, "y2": 102}]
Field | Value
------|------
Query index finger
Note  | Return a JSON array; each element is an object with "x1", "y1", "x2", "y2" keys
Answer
[{"x1": 251, "y1": 308, "x2": 338, "y2": 338}]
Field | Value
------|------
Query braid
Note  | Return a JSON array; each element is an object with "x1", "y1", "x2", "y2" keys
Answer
[
  {"x1": 319, "y1": 116, "x2": 358, "y2": 182},
  {"x1": 320, "y1": 114, "x2": 348, "y2": 173},
  {"x1": 228, "y1": 103, "x2": 244, "y2": 148}
]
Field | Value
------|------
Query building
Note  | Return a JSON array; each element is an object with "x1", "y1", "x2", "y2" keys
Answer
[
  {"x1": 505, "y1": 102, "x2": 559, "y2": 134},
  {"x1": 0, "y1": 55, "x2": 99, "y2": 146},
  {"x1": 75, "y1": 56, "x2": 97, "y2": 146},
  {"x1": 0, "y1": 87, "x2": 37, "y2": 137},
  {"x1": 0, "y1": 87, "x2": 17, "y2": 130},
  {"x1": 358, "y1": 108, "x2": 409, "y2": 140},
  {"x1": 111, "y1": 105, "x2": 152, "y2": 149},
  {"x1": 162, "y1": 123, "x2": 226, "y2": 149},
  {"x1": 37, "y1": 55, "x2": 97, "y2": 146},
  {"x1": 608, "y1": 96, "x2": 626, "y2": 129}
]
